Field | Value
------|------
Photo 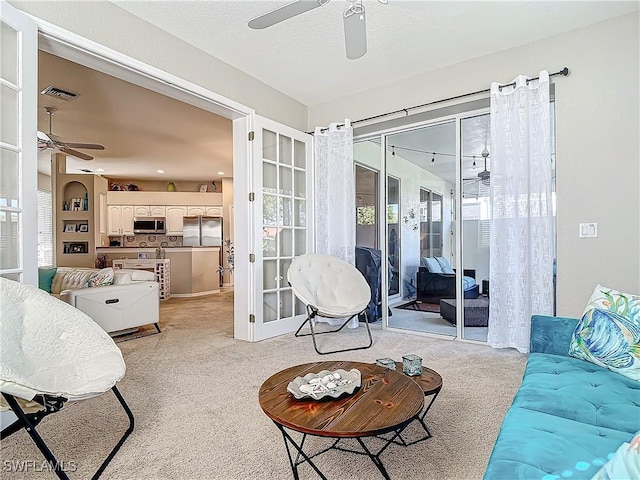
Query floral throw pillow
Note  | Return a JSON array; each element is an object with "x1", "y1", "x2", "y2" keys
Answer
[
  {"x1": 85, "y1": 268, "x2": 114, "y2": 288},
  {"x1": 569, "y1": 307, "x2": 640, "y2": 382},
  {"x1": 582, "y1": 284, "x2": 640, "y2": 319}
]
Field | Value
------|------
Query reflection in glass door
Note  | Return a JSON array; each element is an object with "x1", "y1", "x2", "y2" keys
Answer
[
  {"x1": 355, "y1": 165, "x2": 379, "y2": 249},
  {"x1": 387, "y1": 176, "x2": 400, "y2": 297}
]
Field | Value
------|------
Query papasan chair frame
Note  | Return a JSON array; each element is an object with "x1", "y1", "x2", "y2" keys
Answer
[{"x1": 287, "y1": 253, "x2": 373, "y2": 355}]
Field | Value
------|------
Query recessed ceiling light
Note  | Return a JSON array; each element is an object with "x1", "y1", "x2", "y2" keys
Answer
[
  {"x1": 217, "y1": 171, "x2": 225, "y2": 175},
  {"x1": 156, "y1": 169, "x2": 165, "y2": 174},
  {"x1": 96, "y1": 168, "x2": 106, "y2": 172}
]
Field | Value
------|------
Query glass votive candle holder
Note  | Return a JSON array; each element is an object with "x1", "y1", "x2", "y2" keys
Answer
[
  {"x1": 376, "y1": 358, "x2": 396, "y2": 370},
  {"x1": 402, "y1": 354, "x2": 423, "y2": 376}
]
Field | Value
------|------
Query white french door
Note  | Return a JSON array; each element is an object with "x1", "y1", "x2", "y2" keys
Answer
[
  {"x1": 251, "y1": 115, "x2": 313, "y2": 341},
  {"x1": 0, "y1": 1, "x2": 38, "y2": 285}
]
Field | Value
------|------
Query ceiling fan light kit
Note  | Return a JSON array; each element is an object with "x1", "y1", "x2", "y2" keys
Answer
[{"x1": 248, "y1": 0, "x2": 386, "y2": 60}]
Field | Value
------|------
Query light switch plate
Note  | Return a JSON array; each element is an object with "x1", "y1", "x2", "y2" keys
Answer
[{"x1": 579, "y1": 223, "x2": 598, "y2": 238}]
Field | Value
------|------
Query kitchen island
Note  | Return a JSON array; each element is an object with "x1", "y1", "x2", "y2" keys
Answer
[{"x1": 97, "y1": 247, "x2": 220, "y2": 297}]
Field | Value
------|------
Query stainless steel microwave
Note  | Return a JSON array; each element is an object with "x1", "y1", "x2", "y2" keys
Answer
[{"x1": 133, "y1": 217, "x2": 166, "y2": 234}]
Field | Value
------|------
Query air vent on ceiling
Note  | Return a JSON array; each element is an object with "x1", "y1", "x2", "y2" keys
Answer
[{"x1": 40, "y1": 85, "x2": 78, "y2": 101}]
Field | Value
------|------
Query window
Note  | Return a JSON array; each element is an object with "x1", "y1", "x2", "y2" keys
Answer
[
  {"x1": 420, "y1": 188, "x2": 443, "y2": 257},
  {"x1": 37, "y1": 190, "x2": 53, "y2": 266},
  {"x1": 355, "y1": 165, "x2": 379, "y2": 248}
]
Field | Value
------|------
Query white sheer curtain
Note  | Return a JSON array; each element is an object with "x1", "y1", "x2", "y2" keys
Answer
[
  {"x1": 314, "y1": 120, "x2": 358, "y2": 327},
  {"x1": 488, "y1": 71, "x2": 554, "y2": 353}
]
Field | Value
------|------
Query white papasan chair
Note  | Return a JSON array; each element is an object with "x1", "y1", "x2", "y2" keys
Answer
[
  {"x1": 287, "y1": 253, "x2": 373, "y2": 355},
  {"x1": 0, "y1": 278, "x2": 134, "y2": 480}
]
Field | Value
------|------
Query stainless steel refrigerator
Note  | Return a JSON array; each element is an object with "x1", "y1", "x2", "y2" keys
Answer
[{"x1": 182, "y1": 216, "x2": 222, "y2": 247}]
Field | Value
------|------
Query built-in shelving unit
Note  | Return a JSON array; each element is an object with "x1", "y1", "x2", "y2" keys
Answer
[{"x1": 54, "y1": 167, "x2": 108, "y2": 268}]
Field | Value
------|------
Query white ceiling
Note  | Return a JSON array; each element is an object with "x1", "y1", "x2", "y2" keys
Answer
[
  {"x1": 113, "y1": 0, "x2": 638, "y2": 106},
  {"x1": 38, "y1": 51, "x2": 233, "y2": 182}
]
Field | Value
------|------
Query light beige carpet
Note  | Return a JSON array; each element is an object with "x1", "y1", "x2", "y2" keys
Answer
[{"x1": 1, "y1": 291, "x2": 526, "y2": 479}]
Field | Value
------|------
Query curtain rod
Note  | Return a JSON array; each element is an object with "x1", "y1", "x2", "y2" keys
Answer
[{"x1": 312, "y1": 67, "x2": 569, "y2": 134}]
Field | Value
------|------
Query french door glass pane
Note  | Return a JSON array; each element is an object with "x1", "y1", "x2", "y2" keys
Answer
[
  {"x1": 263, "y1": 260, "x2": 278, "y2": 290},
  {"x1": 1, "y1": 22, "x2": 18, "y2": 85},
  {"x1": 0, "y1": 211, "x2": 20, "y2": 269},
  {"x1": 279, "y1": 166, "x2": 292, "y2": 195},
  {"x1": 294, "y1": 140, "x2": 306, "y2": 168},
  {"x1": 0, "y1": 85, "x2": 18, "y2": 146},
  {"x1": 279, "y1": 229, "x2": 293, "y2": 256},
  {"x1": 263, "y1": 129, "x2": 277, "y2": 161},
  {"x1": 280, "y1": 289, "x2": 293, "y2": 319},
  {"x1": 0, "y1": 148, "x2": 19, "y2": 206},
  {"x1": 279, "y1": 135, "x2": 292, "y2": 165},
  {"x1": 263, "y1": 163, "x2": 277, "y2": 193},
  {"x1": 294, "y1": 170, "x2": 306, "y2": 197},
  {"x1": 264, "y1": 292, "x2": 278, "y2": 322},
  {"x1": 294, "y1": 199, "x2": 306, "y2": 227},
  {"x1": 294, "y1": 230, "x2": 306, "y2": 255}
]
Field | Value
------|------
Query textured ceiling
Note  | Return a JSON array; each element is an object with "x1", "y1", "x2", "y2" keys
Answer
[{"x1": 113, "y1": 0, "x2": 639, "y2": 106}]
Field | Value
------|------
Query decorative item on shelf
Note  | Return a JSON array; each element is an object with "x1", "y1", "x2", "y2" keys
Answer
[
  {"x1": 62, "y1": 201, "x2": 69, "y2": 211},
  {"x1": 402, "y1": 354, "x2": 423, "y2": 376},
  {"x1": 95, "y1": 254, "x2": 108, "y2": 269},
  {"x1": 210, "y1": 181, "x2": 217, "y2": 192},
  {"x1": 83, "y1": 192, "x2": 89, "y2": 211},
  {"x1": 199, "y1": 184, "x2": 208, "y2": 193},
  {"x1": 109, "y1": 182, "x2": 124, "y2": 191},
  {"x1": 71, "y1": 198, "x2": 82, "y2": 211},
  {"x1": 78, "y1": 224, "x2": 89, "y2": 233},
  {"x1": 138, "y1": 253, "x2": 149, "y2": 260},
  {"x1": 167, "y1": 182, "x2": 176, "y2": 192},
  {"x1": 217, "y1": 239, "x2": 235, "y2": 275},
  {"x1": 124, "y1": 183, "x2": 140, "y2": 191},
  {"x1": 376, "y1": 358, "x2": 396, "y2": 370},
  {"x1": 63, "y1": 224, "x2": 76, "y2": 233}
]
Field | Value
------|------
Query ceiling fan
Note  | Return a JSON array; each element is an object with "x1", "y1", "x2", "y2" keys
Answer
[
  {"x1": 248, "y1": 0, "x2": 387, "y2": 60},
  {"x1": 464, "y1": 147, "x2": 490, "y2": 186},
  {"x1": 38, "y1": 107, "x2": 105, "y2": 161}
]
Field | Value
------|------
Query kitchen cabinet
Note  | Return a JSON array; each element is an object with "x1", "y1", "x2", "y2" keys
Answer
[
  {"x1": 166, "y1": 206, "x2": 188, "y2": 235},
  {"x1": 205, "y1": 206, "x2": 223, "y2": 216},
  {"x1": 134, "y1": 205, "x2": 166, "y2": 217},
  {"x1": 187, "y1": 206, "x2": 206, "y2": 216},
  {"x1": 108, "y1": 205, "x2": 134, "y2": 235}
]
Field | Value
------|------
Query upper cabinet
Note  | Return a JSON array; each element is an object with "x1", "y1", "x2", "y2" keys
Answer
[
  {"x1": 134, "y1": 205, "x2": 166, "y2": 217},
  {"x1": 166, "y1": 206, "x2": 188, "y2": 235},
  {"x1": 205, "y1": 206, "x2": 223, "y2": 216},
  {"x1": 187, "y1": 206, "x2": 206, "y2": 216},
  {"x1": 108, "y1": 205, "x2": 134, "y2": 235}
]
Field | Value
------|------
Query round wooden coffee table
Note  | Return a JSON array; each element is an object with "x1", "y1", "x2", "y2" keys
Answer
[
  {"x1": 259, "y1": 361, "x2": 424, "y2": 479},
  {"x1": 390, "y1": 364, "x2": 443, "y2": 445}
]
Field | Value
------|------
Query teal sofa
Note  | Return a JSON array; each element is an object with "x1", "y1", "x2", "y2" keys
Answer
[{"x1": 484, "y1": 315, "x2": 640, "y2": 480}]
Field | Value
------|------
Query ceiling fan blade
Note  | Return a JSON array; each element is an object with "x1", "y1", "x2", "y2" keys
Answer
[
  {"x1": 344, "y1": 7, "x2": 367, "y2": 59},
  {"x1": 248, "y1": 0, "x2": 323, "y2": 29},
  {"x1": 60, "y1": 146, "x2": 94, "y2": 161},
  {"x1": 37, "y1": 131, "x2": 52, "y2": 142},
  {"x1": 63, "y1": 142, "x2": 105, "y2": 150}
]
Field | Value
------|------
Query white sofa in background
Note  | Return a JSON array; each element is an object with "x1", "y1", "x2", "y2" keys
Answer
[{"x1": 52, "y1": 267, "x2": 160, "y2": 336}]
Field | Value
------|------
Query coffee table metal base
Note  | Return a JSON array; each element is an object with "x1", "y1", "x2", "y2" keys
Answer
[
  {"x1": 385, "y1": 386, "x2": 441, "y2": 446},
  {"x1": 275, "y1": 422, "x2": 406, "y2": 480}
]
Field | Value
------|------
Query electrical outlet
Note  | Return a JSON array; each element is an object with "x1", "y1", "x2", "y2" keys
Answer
[{"x1": 578, "y1": 223, "x2": 598, "y2": 238}]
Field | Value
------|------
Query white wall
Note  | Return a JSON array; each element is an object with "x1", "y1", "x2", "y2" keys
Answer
[
  {"x1": 37, "y1": 172, "x2": 51, "y2": 191},
  {"x1": 310, "y1": 13, "x2": 640, "y2": 316},
  {"x1": 10, "y1": 0, "x2": 308, "y2": 131}
]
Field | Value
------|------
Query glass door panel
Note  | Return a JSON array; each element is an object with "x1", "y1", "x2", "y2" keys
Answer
[
  {"x1": 385, "y1": 121, "x2": 456, "y2": 336},
  {"x1": 461, "y1": 113, "x2": 491, "y2": 342}
]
